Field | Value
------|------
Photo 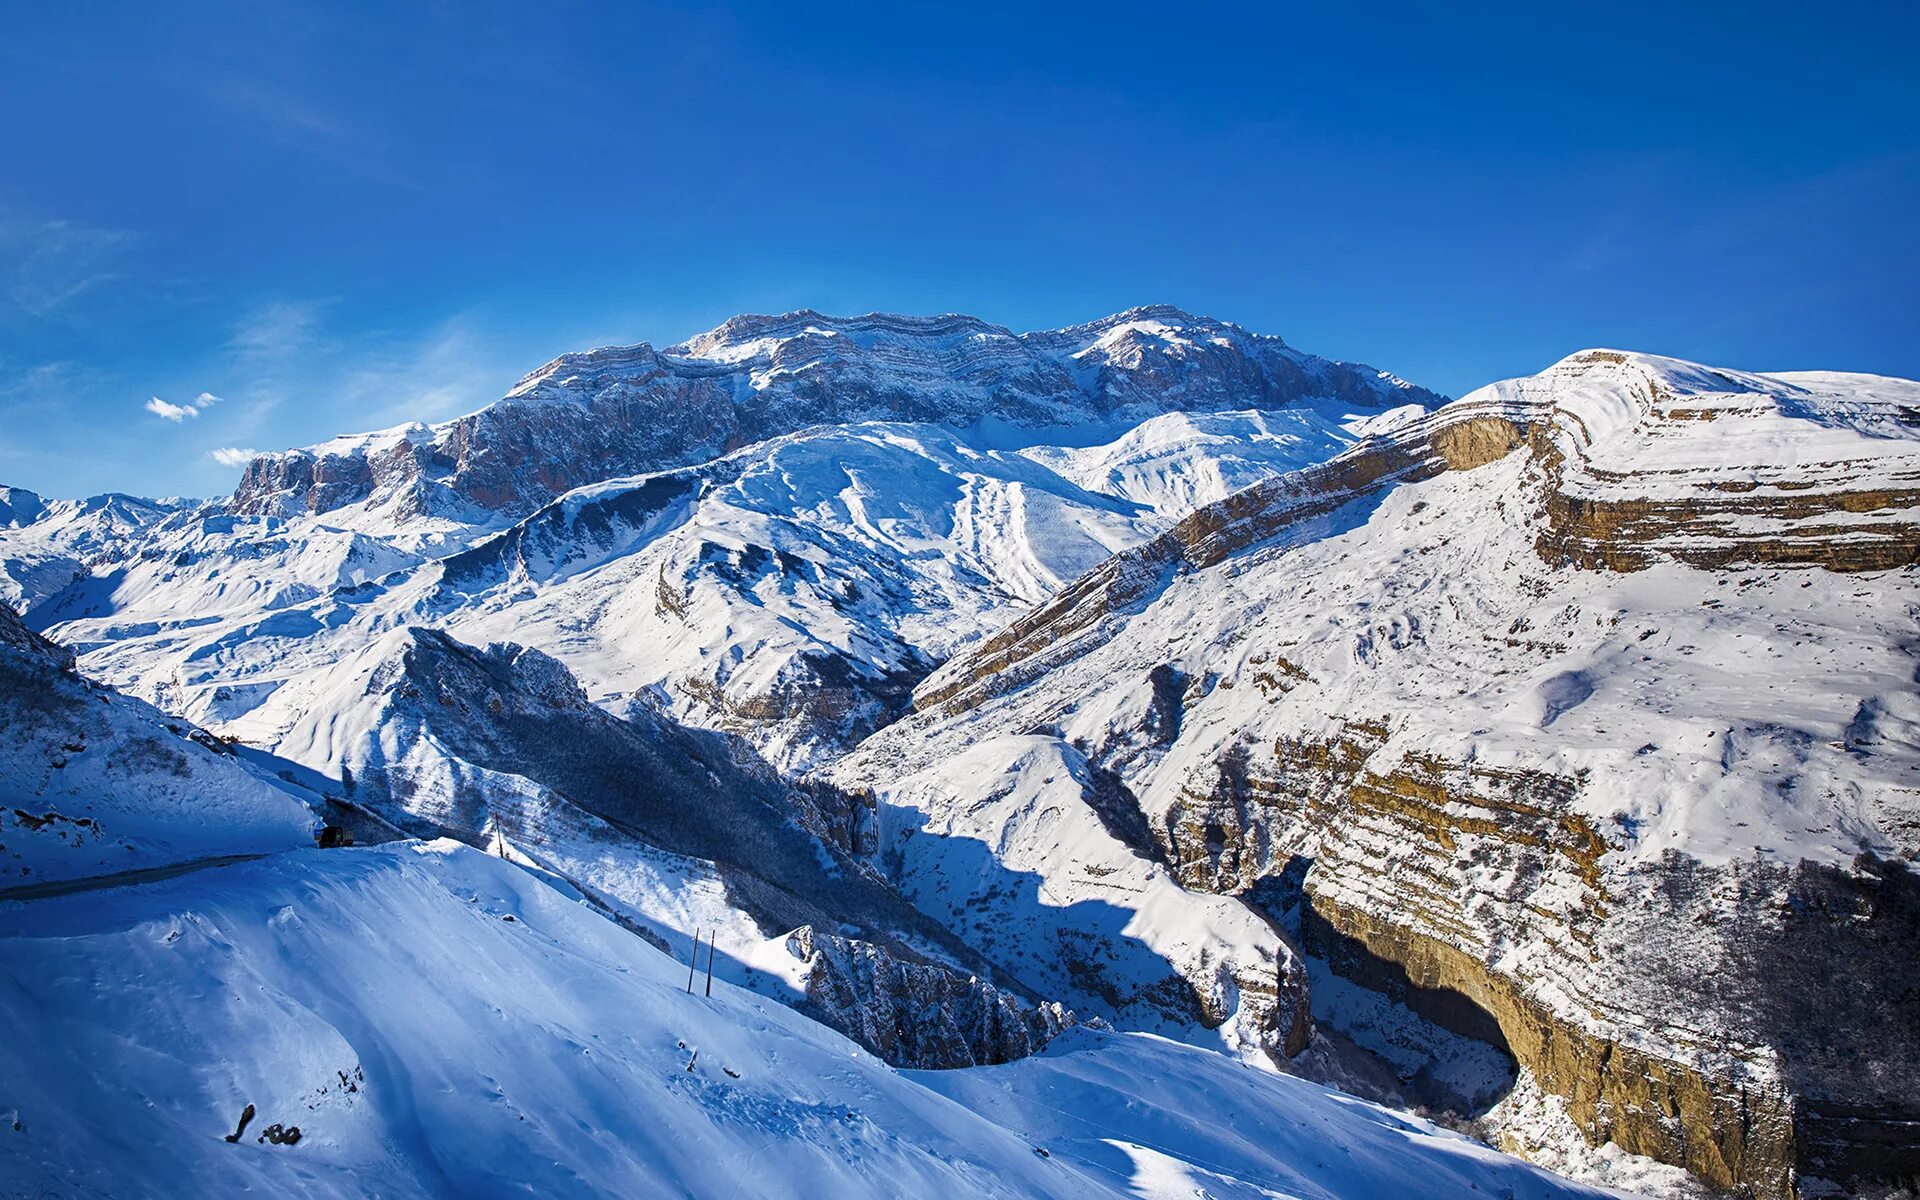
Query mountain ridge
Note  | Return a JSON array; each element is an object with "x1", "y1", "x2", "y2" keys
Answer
[{"x1": 225, "y1": 306, "x2": 1445, "y2": 523}]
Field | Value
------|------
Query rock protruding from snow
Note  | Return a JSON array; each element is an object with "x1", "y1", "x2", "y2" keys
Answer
[{"x1": 785, "y1": 925, "x2": 1079, "y2": 1068}]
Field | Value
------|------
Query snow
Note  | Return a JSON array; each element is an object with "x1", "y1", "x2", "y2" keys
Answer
[
  {"x1": 0, "y1": 624, "x2": 320, "y2": 886},
  {"x1": 0, "y1": 840, "x2": 1623, "y2": 1200},
  {"x1": 29, "y1": 409, "x2": 1397, "y2": 774},
  {"x1": 876, "y1": 734, "x2": 1297, "y2": 1056}
]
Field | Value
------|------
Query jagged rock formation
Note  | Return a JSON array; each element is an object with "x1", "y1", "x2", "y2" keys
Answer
[
  {"x1": 837, "y1": 351, "x2": 1920, "y2": 1198},
  {"x1": 785, "y1": 925, "x2": 1079, "y2": 1068},
  {"x1": 229, "y1": 306, "x2": 1441, "y2": 521}
]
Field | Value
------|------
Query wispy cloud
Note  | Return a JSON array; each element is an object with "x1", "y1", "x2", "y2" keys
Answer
[
  {"x1": 209, "y1": 446, "x2": 259, "y2": 467},
  {"x1": 196, "y1": 77, "x2": 422, "y2": 192},
  {"x1": 231, "y1": 299, "x2": 327, "y2": 360},
  {"x1": 145, "y1": 396, "x2": 199, "y2": 422},
  {"x1": 0, "y1": 217, "x2": 137, "y2": 317}
]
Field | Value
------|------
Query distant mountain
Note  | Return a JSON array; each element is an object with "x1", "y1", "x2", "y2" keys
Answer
[
  {"x1": 18, "y1": 308, "x2": 1439, "y2": 777},
  {"x1": 0, "y1": 488, "x2": 189, "y2": 615},
  {"x1": 226, "y1": 306, "x2": 1442, "y2": 523}
]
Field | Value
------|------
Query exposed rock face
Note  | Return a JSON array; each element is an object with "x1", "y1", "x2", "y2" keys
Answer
[
  {"x1": 0, "y1": 596, "x2": 72, "y2": 668},
  {"x1": 1526, "y1": 353, "x2": 1920, "y2": 573},
  {"x1": 228, "y1": 306, "x2": 1442, "y2": 520},
  {"x1": 838, "y1": 351, "x2": 1920, "y2": 1198},
  {"x1": 785, "y1": 925, "x2": 1079, "y2": 1068}
]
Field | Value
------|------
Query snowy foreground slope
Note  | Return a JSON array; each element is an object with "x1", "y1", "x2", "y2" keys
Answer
[
  {"x1": 835, "y1": 351, "x2": 1920, "y2": 1199},
  {"x1": 0, "y1": 840, "x2": 1620, "y2": 1200}
]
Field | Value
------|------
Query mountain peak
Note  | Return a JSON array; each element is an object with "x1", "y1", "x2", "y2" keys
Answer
[{"x1": 227, "y1": 306, "x2": 1443, "y2": 521}]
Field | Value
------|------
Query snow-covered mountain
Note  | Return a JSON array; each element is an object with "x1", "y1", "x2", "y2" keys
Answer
[
  {"x1": 224, "y1": 305, "x2": 1440, "y2": 524},
  {"x1": 7, "y1": 307, "x2": 1915, "y2": 1199},
  {"x1": 25, "y1": 309, "x2": 1435, "y2": 776},
  {"x1": 833, "y1": 350, "x2": 1920, "y2": 1199},
  {"x1": 0, "y1": 486, "x2": 189, "y2": 615}
]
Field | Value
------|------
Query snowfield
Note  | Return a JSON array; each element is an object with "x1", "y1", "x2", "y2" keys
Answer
[{"x1": 0, "y1": 840, "x2": 1623, "y2": 1200}]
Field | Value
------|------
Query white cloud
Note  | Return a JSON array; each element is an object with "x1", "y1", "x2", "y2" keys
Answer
[
  {"x1": 209, "y1": 446, "x2": 259, "y2": 467},
  {"x1": 144, "y1": 396, "x2": 198, "y2": 422},
  {"x1": 194, "y1": 391, "x2": 221, "y2": 408}
]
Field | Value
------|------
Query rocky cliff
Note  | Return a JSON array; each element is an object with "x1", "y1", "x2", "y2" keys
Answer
[{"x1": 836, "y1": 351, "x2": 1920, "y2": 1197}]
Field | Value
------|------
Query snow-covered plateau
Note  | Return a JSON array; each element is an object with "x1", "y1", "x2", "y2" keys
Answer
[{"x1": 3, "y1": 309, "x2": 1916, "y2": 1199}]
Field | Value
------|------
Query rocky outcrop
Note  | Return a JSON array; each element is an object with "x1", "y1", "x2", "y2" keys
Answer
[
  {"x1": 229, "y1": 306, "x2": 1442, "y2": 520},
  {"x1": 785, "y1": 925, "x2": 1079, "y2": 1068},
  {"x1": 1528, "y1": 353, "x2": 1920, "y2": 573}
]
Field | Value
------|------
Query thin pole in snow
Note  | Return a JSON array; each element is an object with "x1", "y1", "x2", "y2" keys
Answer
[
  {"x1": 704, "y1": 937, "x2": 715, "y2": 997},
  {"x1": 687, "y1": 930, "x2": 701, "y2": 994}
]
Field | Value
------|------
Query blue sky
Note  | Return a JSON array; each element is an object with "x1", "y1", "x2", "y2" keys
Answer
[{"x1": 2, "y1": 1, "x2": 1915, "y2": 499}]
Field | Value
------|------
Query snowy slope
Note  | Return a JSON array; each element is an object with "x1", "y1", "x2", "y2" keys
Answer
[
  {"x1": 0, "y1": 601, "x2": 319, "y2": 887},
  {"x1": 0, "y1": 839, "x2": 1621, "y2": 1200},
  {"x1": 832, "y1": 350, "x2": 1920, "y2": 1197}
]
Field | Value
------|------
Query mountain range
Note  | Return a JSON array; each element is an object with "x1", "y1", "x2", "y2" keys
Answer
[{"x1": 3, "y1": 307, "x2": 1915, "y2": 1200}]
